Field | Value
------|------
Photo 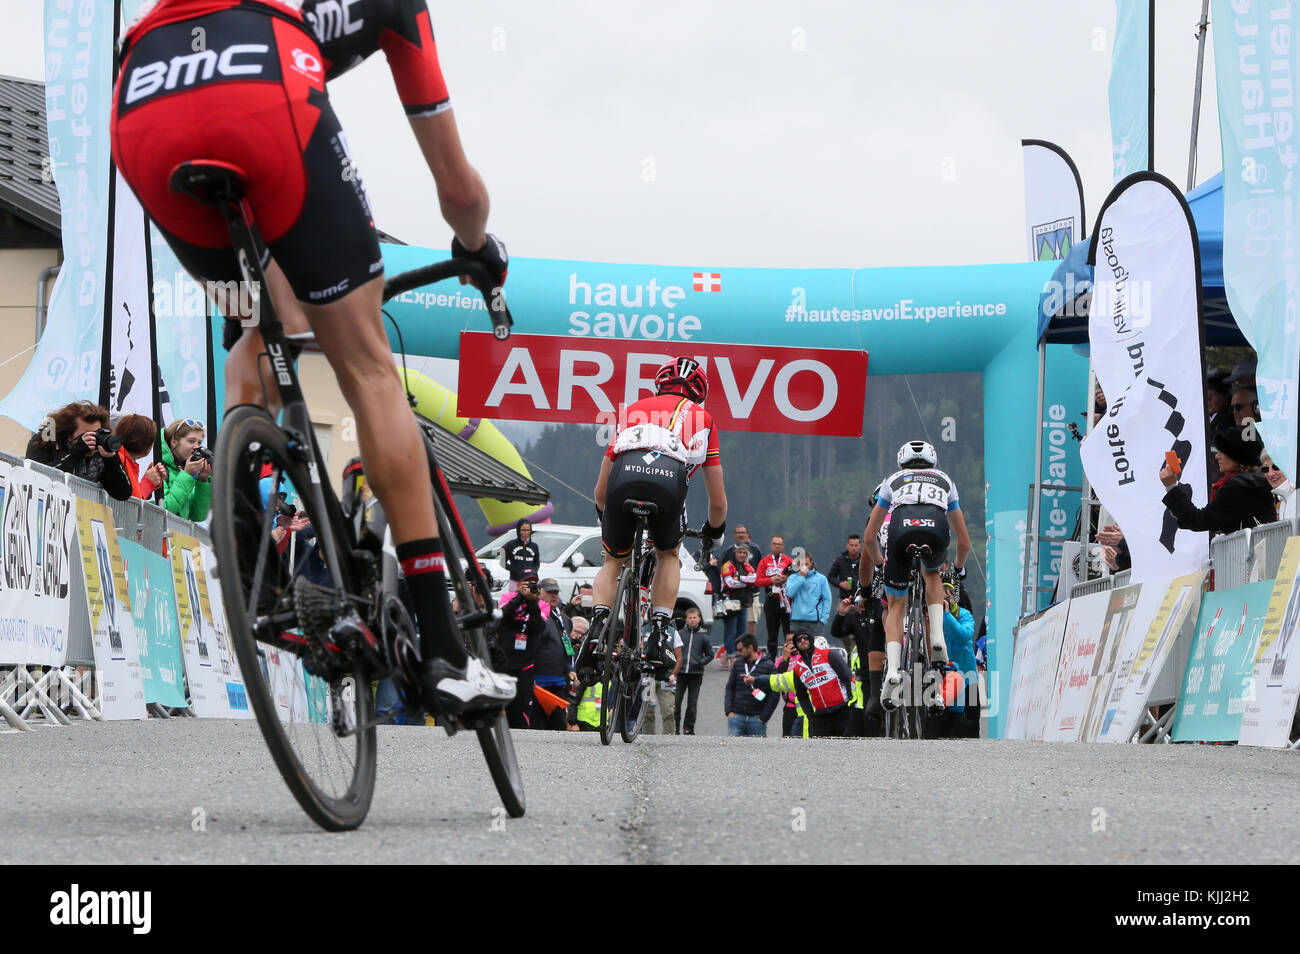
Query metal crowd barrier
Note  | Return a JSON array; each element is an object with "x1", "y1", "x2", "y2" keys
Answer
[
  {"x1": 1, "y1": 449, "x2": 213, "y2": 724},
  {"x1": 1069, "y1": 574, "x2": 1114, "y2": 598}
]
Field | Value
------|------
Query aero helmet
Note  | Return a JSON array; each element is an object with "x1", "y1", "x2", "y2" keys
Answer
[{"x1": 897, "y1": 440, "x2": 937, "y2": 469}]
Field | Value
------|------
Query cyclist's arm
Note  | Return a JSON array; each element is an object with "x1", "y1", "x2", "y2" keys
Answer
[
  {"x1": 702, "y1": 463, "x2": 727, "y2": 529},
  {"x1": 948, "y1": 507, "x2": 971, "y2": 570},
  {"x1": 408, "y1": 112, "x2": 489, "y2": 252},
  {"x1": 863, "y1": 504, "x2": 887, "y2": 568},
  {"x1": 594, "y1": 455, "x2": 613, "y2": 512}
]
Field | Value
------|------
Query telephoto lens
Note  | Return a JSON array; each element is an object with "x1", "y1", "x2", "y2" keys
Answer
[{"x1": 95, "y1": 427, "x2": 123, "y2": 454}]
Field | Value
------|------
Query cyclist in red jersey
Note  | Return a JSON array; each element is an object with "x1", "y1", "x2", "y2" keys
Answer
[
  {"x1": 574, "y1": 358, "x2": 728, "y2": 685},
  {"x1": 110, "y1": 0, "x2": 516, "y2": 716}
]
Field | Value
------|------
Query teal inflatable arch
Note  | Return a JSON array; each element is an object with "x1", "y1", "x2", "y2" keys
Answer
[{"x1": 379, "y1": 243, "x2": 1070, "y2": 736}]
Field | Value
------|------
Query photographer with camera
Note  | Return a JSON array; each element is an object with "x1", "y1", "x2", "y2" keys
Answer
[
  {"x1": 112, "y1": 414, "x2": 168, "y2": 500},
  {"x1": 160, "y1": 419, "x2": 212, "y2": 521},
  {"x1": 495, "y1": 569, "x2": 548, "y2": 728},
  {"x1": 26, "y1": 402, "x2": 132, "y2": 501}
]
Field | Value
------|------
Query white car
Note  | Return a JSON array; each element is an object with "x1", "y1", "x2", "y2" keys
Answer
[{"x1": 476, "y1": 523, "x2": 714, "y2": 626}]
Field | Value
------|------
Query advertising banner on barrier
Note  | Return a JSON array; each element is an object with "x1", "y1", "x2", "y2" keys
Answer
[
  {"x1": 75, "y1": 499, "x2": 146, "y2": 719},
  {"x1": 1076, "y1": 583, "x2": 1159, "y2": 742},
  {"x1": 0, "y1": 462, "x2": 75, "y2": 667},
  {"x1": 1045, "y1": 590, "x2": 1110, "y2": 742},
  {"x1": 1172, "y1": 581, "x2": 1272, "y2": 743},
  {"x1": 1081, "y1": 173, "x2": 1209, "y2": 584},
  {"x1": 200, "y1": 544, "x2": 249, "y2": 716},
  {"x1": 456, "y1": 332, "x2": 869, "y2": 436},
  {"x1": 170, "y1": 531, "x2": 231, "y2": 717},
  {"x1": 119, "y1": 539, "x2": 188, "y2": 709},
  {"x1": 1096, "y1": 570, "x2": 1205, "y2": 743},
  {"x1": 1006, "y1": 600, "x2": 1068, "y2": 740},
  {"x1": 1240, "y1": 537, "x2": 1300, "y2": 747}
]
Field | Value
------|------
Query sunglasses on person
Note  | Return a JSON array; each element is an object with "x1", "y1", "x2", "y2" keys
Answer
[
  {"x1": 1262, "y1": 464, "x2": 1281, "y2": 473},
  {"x1": 1230, "y1": 403, "x2": 1255, "y2": 412}
]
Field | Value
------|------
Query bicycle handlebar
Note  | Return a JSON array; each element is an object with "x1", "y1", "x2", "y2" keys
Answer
[{"x1": 382, "y1": 259, "x2": 515, "y2": 340}]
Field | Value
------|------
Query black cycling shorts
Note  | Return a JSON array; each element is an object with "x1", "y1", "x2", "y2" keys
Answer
[
  {"x1": 883, "y1": 505, "x2": 949, "y2": 596},
  {"x1": 112, "y1": 6, "x2": 384, "y2": 308},
  {"x1": 601, "y1": 454, "x2": 689, "y2": 557}
]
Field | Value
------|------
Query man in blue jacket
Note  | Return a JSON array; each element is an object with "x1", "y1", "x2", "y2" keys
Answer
[
  {"x1": 725, "y1": 635, "x2": 779, "y2": 736},
  {"x1": 785, "y1": 550, "x2": 833, "y2": 642}
]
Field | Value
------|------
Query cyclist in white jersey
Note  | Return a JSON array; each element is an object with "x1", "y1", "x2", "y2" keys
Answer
[{"x1": 862, "y1": 440, "x2": 971, "y2": 709}]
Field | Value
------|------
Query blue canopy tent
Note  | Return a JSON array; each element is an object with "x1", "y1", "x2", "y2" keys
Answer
[{"x1": 1035, "y1": 173, "x2": 1245, "y2": 345}]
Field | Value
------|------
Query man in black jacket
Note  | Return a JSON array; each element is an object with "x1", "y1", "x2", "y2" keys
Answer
[
  {"x1": 26, "y1": 402, "x2": 132, "y2": 501},
  {"x1": 826, "y1": 534, "x2": 862, "y2": 599},
  {"x1": 725, "y1": 634, "x2": 779, "y2": 736},
  {"x1": 673, "y1": 607, "x2": 713, "y2": 734},
  {"x1": 496, "y1": 570, "x2": 547, "y2": 728},
  {"x1": 532, "y1": 577, "x2": 575, "y2": 729}
]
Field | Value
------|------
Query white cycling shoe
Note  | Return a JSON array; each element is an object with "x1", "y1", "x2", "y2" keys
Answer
[
  {"x1": 421, "y1": 656, "x2": 517, "y2": 717},
  {"x1": 880, "y1": 668, "x2": 905, "y2": 711}
]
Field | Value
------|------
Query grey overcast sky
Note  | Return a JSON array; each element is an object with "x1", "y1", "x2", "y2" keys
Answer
[{"x1": 1, "y1": 0, "x2": 1222, "y2": 269}]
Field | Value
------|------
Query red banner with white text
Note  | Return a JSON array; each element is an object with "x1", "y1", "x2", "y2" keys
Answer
[{"x1": 456, "y1": 333, "x2": 868, "y2": 436}]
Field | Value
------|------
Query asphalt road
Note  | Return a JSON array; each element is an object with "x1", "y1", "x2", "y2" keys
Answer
[{"x1": 3, "y1": 661, "x2": 1298, "y2": 865}]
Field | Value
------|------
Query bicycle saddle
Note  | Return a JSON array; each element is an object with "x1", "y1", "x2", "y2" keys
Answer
[
  {"x1": 623, "y1": 499, "x2": 659, "y2": 518},
  {"x1": 169, "y1": 159, "x2": 249, "y2": 205}
]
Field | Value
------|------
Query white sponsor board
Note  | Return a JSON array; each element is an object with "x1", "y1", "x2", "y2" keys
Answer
[
  {"x1": 1006, "y1": 600, "x2": 1069, "y2": 740},
  {"x1": 0, "y1": 463, "x2": 76, "y2": 667},
  {"x1": 170, "y1": 534, "x2": 226, "y2": 717},
  {"x1": 1044, "y1": 591, "x2": 1110, "y2": 742},
  {"x1": 200, "y1": 544, "x2": 251, "y2": 717},
  {"x1": 1096, "y1": 572, "x2": 1204, "y2": 743},
  {"x1": 1240, "y1": 539, "x2": 1300, "y2": 748}
]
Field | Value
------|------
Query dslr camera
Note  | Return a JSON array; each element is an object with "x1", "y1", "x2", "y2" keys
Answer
[
  {"x1": 93, "y1": 427, "x2": 122, "y2": 454},
  {"x1": 190, "y1": 445, "x2": 214, "y2": 464}
]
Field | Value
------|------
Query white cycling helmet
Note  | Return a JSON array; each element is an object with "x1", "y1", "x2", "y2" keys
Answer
[{"x1": 897, "y1": 439, "x2": 937, "y2": 469}]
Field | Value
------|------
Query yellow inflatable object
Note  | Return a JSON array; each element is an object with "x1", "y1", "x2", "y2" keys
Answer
[{"x1": 399, "y1": 367, "x2": 552, "y2": 535}]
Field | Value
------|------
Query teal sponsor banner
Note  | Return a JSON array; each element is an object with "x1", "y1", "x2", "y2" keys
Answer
[
  {"x1": 1109, "y1": 0, "x2": 1151, "y2": 181},
  {"x1": 119, "y1": 539, "x2": 188, "y2": 709},
  {"x1": 1171, "y1": 581, "x2": 1270, "y2": 742},
  {"x1": 1212, "y1": 0, "x2": 1300, "y2": 484},
  {"x1": 0, "y1": 0, "x2": 116, "y2": 429},
  {"x1": 1032, "y1": 345, "x2": 1088, "y2": 610}
]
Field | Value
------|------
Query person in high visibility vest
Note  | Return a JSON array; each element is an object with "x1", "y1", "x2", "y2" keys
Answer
[
  {"x1": 568, "y1": 679, "x2": 602, "y2": 732},
  {"x1": 747, "y1": 631, "x2": 853, "y2": 738}
]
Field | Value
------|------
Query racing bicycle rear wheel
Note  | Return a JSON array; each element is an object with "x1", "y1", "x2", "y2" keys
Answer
[{"x1": 599, "y1": 569, "x2": 632, "y2": 745}]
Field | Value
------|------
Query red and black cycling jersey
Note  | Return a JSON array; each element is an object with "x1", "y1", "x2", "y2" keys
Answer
[
  {"x1": 604, "y1": 393, "x2": 721, "y2": 478},
  {"x1": 125, "y1": 0, "x2": 451, "y2": 117}
]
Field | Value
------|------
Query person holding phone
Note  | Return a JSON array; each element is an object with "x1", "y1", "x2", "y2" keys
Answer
[
  {"x1": 1160, "y1": 425, "x2": 1275, "y2": 536},
  {"x1": 495, "y1": 570, "x2": 547, "y2": 728}
]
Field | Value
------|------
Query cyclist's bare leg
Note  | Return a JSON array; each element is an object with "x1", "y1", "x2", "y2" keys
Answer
[
  {"x1": 592, "y1": 552, "x2": 627, "y2": 610},
  {"x1": 923, "y1": 567, "x2": 949, "y2": 664},
  {"x1": 299, "y1": 274, "x2": 468, "y2": 669},
  {"x1": 221, "y1": 260, "x2": 308, "y2": 416},
  {"x1": 882, "y1": 593, "x2": 907, "y2": 700},
  {"x1": 649, "y1": 546, "x2": 681, "y2": 617}
]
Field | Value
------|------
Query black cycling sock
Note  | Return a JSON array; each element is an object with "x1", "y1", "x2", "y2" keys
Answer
[{"x1": 396, "y1": 538, "x2": 467, "y2": 667}]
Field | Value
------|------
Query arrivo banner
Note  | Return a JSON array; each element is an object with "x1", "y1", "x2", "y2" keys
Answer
[{"x1": 456, "y1": 332, "x2": 869, "y2": 437}]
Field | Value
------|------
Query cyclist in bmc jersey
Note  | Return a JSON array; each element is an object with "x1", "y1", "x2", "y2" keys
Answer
[
  {"x1": 111, "y1": 0, "x2": 515, "y2": 717},
  {"x1": 862, "y1": 440, "x2": 971, "y2": 710},
  {"x1": 574, "y1": 358, "x2": 728, "y2": 685}
]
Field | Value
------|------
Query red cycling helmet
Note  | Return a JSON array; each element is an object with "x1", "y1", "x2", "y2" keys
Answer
[{"x1": 654, "y1": 357, "x2": 709, "y2": 403}]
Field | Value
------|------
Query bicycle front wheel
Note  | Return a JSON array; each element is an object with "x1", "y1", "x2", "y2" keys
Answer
[
  {"x1": 432, "y1": 494, "x2": 525, "y2": 818},
  {"x1": 212, "y1": 406, "x2": 377, "y2": 831}
]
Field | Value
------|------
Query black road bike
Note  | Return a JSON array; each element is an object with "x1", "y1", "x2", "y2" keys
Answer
[
  {"x1": 882, "y1": 544, "x2": 948, "y2": 740},
  {"x1": 171, "y1": 159, "x2": 523, "y2": 831},
  {"x1": 597, "y1": 501, "x2": 711, "y2": 745}
]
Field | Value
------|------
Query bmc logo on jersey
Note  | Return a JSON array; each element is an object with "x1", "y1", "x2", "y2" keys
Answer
[
  {"x1": 901, "y1": 518, "x2": 936, "y2": 528},
  {"x1": 125, "y1": 45, "x2": 270, "y2": 105}
]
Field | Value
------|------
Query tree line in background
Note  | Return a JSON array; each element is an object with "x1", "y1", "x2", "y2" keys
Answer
[{"x1": 508, "y1": 372, "x2": 989, "y2": 627}]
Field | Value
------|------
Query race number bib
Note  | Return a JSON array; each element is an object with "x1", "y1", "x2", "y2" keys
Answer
[
  {"x1": 890, "y1": 478, "x2": 950, "y2": 510},
  {"x1": 612, "y1": 423, "x2": 685, "y2": 461}
]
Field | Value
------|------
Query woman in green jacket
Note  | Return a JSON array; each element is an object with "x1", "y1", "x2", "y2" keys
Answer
[{"x1": 161, "y1": 419, "x2": 212, "y2": 521}]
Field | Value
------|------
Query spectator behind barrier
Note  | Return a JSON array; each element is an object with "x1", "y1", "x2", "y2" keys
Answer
[
  {"x1": 1160, "y1": 425, "x2": 1275, "y2": 536},
  {"x1": 1262, "y1": 452, "x2": 1297, "y2": 520},
  {"x1": 26, "y1": 401, "x2": 132, "y2": 501},
  {"x1": 1230, "y1": 387, "x2": 1260, "y2": 428},
  {"x1": 113, "y1": 414, "x2": 167, "y2": 500},
  {"x1": 160, "y1": 419, "x2": 212, "y2": 521}
]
